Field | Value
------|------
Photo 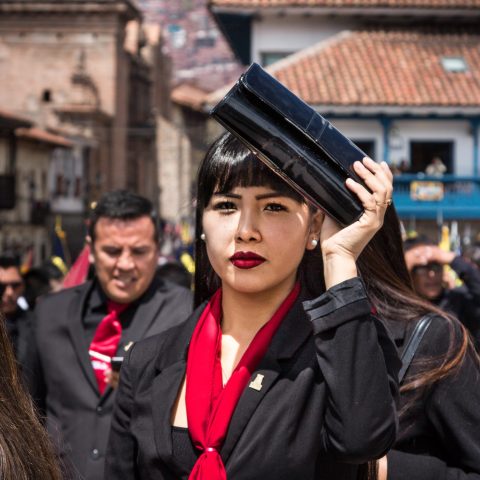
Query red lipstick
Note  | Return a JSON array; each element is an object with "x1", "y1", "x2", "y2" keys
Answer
[{"x1": 230, "y1": 251, "x2": 266, "y2": 269}]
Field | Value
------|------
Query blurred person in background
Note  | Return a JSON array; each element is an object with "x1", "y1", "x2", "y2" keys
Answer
[
  {"x1": 404, "y1": 234, "x2": 480, "y2": 348},
  {"x1": 27, "y1": 190, "x2": 193, "y2": 480},
  {"x1": 23, "y1": 259, "x2": 66, "y2": 309},
  {"x1": 463, "y1": 242, "x2": 480, "y2": 271},
  {"x1": 0, "y1": 309, "x2": 62, "y2": 480},
  {"x1": 157, "y1": 260, "x2": 192, "y2": 289},
  {"x1": 378, "y1": 228, "x2": 480, "y2": 480},
  {"x1": 0, "y1": 254, "x2": 32, "y2": 370}
]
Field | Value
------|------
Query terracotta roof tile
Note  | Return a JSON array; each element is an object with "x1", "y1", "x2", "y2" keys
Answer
[
  {"x1": 16, "y1": 127, "x2": 73, "y2": 148},
  {"x1": 171, "y1": 83, "x2": 210, "y2": 110},
  {"x1": 210, "y1": 0, "x2": 480, "y2": 8},
  {"x1": 0, "y1": 109, "x2": 33, "y2": 128},
  {"x1": 259, "y1": 29, "x2": 480, "y2": 107}
]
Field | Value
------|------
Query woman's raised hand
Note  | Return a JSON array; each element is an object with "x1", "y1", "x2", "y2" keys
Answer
[{"x1": 318, "y1": 157, "x2": 393, "y2": 288}]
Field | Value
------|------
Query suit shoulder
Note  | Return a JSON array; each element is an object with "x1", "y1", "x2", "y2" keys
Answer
[
  {"x1": 128, "y1": 309, "x2": 198, "y2": 368},
  {"x1": 159, "y1": 281, "x2": 193, "y2": 301},
  {"x1": 34, "y1": 282, "x2": 90, "y2": 313}
]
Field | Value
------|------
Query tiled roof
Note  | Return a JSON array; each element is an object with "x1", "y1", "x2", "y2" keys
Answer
[
  {"x1": 0, "y1": 109, "x2": 33, "y2": 129},
  {"x1": 207, "y1": 29, "x2": 480, "y2": 108},
  {"x1": 171, "y1": 84, "x2": 210, "y2": 111},
  {"x1": 16, "y1": 128, "x2": 73, "y2": 148},
  {"x1": 210, "y1": 0, "x2": 480, "y2": 8}
]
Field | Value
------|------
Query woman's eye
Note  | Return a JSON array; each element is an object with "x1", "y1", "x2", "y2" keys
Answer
[
  {"x1": 213, "y1": 201, "x2": 237, "y2": 212},
  {"x1": 265, "y1": 202, "x2": 287, "y2": 212}
]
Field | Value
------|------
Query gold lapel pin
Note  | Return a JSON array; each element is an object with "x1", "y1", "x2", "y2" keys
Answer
[
  {"x1": 124, "y1": 341, "x2": 134, "y2": 352},
  {"x1": 249, "y1": 373, "x2": 264, "y2": 391}
]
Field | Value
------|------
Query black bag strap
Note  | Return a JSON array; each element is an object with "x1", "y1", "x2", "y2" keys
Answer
[{"x1": 398, "y1": 314, "x2": 434, "y2": 383}]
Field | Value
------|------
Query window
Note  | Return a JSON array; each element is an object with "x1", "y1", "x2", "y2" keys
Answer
[
  {"x1": 42, "y1": 89, "x2": 52, "y2": 102},
  {"x1": 410, "y1": 141, "x2": 453, "y2": 174},
  {"x1": 441, "y1": 57, "x2": 468, "y2": 73}
]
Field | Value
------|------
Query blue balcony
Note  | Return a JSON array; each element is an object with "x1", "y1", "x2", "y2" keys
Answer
[{"x1": 393, "y1": 174, "x2": 480, "y2": 220}]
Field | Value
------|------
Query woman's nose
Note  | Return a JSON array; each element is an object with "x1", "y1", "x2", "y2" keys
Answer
[{"x1": 235, "y1": 211, "x2": 261, "y2": 242}]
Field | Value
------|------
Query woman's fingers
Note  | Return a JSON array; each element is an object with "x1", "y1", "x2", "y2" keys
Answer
[
  {"x1": 349, "y1": 158, "x2": 393, "y2": 211},
  {"x1": 354, "y1": 158, "x2": 393, "y2": 204},
  {"x1": 346, "y1": 177, "x2": 377, "y2": 212}
]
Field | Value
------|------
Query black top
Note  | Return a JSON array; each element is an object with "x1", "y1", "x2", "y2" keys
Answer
[
  {"x1": 386, "y1": 315, "x2": 480, "y2": 480},
  {"x1": 434, "y1": 255, "x2": 480, "y2": 348},
  {"x1": 105, "y1": 277, "x2": 400, "y2": 480},
  {"x1": 5, "y1": 307, "x2": 33, "y2": 374},
  {"x1": 171, "y1": 427, "x2": 198, "y2": 471}
]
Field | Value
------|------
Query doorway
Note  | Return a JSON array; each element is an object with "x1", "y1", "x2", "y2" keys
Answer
[{"x1": 410, "y1": 141, "x2": 453, "y2": 174}]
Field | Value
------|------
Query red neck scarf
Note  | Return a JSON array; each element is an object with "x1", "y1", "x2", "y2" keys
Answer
[
  {"x1": 185, "y1": 283, "x2": 300, "y2": 480},
  {"x1": 89, "y1": 300, "x2": 129, "y2": 394}
]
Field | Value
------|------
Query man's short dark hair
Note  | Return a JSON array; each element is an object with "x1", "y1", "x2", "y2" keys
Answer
[
  {"x1": 403, "y1": 234, "x2": 436, "y2": 253},
  {"x1": 88, "y1": 190, "x2": 160, "y2": 243},
  {"x1": 0, "y1": 253, "x2": 21, "y2": 270}
]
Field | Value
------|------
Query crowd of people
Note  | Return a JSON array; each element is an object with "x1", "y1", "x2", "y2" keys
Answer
[{"x1": 1, "y1": 133, "x2": 480, "y2": 480}]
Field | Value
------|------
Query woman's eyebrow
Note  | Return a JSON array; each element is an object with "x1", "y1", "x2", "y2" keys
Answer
[
  {"x1": 213, "y1": 192, "x2": 241, "y2": 199},
  {"x1": 212, "y1": 191, "x2": 285, "y2": 200},
  {"x1": 255, "y1": 192, "x2": 284, "y2": 200}
]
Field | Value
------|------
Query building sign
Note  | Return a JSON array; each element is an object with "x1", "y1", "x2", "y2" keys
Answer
[{"x1": 410, "y1": 181, "x2": 444, "y2": 201}]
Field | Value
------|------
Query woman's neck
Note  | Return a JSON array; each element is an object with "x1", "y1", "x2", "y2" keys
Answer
[{"x1": 220, "y1": 280, "x2": 296, "y2": 337}]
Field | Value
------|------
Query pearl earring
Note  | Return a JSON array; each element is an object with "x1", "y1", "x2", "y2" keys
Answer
[
  {"x1": 311, "y1": 238, "x2": 318, "y2": 248},
  {"x1": 200, "y1": 233, "x2": 206, "y2": 241}
]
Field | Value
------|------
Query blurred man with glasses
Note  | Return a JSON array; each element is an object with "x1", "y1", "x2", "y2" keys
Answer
[
  {"x1": 0, "y1": 254, "x2": 31, "y2": 366},
  {"x1": 404, "y1": 235, "x2": 480, "y2": 349}
]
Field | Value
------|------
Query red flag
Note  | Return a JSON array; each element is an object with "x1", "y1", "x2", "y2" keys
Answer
[{"x1": 62, "y1": 245, "x2": 91, "y2": 288}]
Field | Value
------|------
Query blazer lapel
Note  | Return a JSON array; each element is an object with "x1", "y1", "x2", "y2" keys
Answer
[
  {"x1": 116, "y1": 279, "x2": 169, "y2": 353},
  {"x1": 66, "y1": 282, "x2": 99, "y2": 394},
  {"x1": 151, "y1": 359, "x2": 188, "y2": 475},
  {"x1": 221, "y1": 298, "x2": 312, "y2": 462},
  {"x1": 151, "y1": 307, "x2": 202, "y2": 474}
]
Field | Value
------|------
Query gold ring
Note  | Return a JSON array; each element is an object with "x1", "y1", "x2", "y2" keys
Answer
[{"x1": 375, "y1": 198, "x2": 392, "y2": 207}]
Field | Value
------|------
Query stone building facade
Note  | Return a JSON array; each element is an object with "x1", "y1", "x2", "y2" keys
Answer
[{"x1": 0, "y1": 0, "x2": 165, "y2": 260}]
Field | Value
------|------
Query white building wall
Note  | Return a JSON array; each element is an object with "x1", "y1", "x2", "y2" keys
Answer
[
  {"x1": 251, "y1": 15, "x2": 355, "y2": 64},
  {"x1": 325, "y1": 118, "x2": 475, "y2": 175}
]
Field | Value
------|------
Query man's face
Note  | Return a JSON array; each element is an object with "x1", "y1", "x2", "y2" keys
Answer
[
  {"x1": 90, "y1": 216, "x2": 159, "y2": 304},
  {"x1": 0, "y1": 266, "x2": 24, "y2": 315}
]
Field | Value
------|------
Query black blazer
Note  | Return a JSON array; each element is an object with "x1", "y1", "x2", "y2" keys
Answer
[
  {"x1": 386, "y1": 315, "x2": 480, "y2": 480},
  {"x1": 105, "y1": 278, "x2": 400, "y2": 480},
  {"x1": 27, "y1": 277, "x2": 193, "y2": 480}
]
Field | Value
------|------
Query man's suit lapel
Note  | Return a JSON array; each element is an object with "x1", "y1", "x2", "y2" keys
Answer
[
  {"x1": 116, "y1": 279, "x2": 168, "y2": 354},
  {"x1": 221, "y1": 299, "x2": 312, "y2": 463},
  {"x1": 67, "y1": 282, "x2": 99, "y2": 394}
]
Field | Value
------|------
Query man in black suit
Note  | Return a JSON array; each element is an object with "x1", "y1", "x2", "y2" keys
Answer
[{"x1": 28, "y1": 190, "x2": 193, "y2": 480}]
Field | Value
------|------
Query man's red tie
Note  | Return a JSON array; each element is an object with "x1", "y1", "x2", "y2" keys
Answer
[{"x1": 89, "y1": 300, "x2": 129, "y2": 394}]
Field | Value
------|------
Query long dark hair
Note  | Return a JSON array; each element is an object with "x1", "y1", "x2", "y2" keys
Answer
[
  {"x1": 194, "y1": 132, "x2": 472, "y2": 403},
  {"x1": 0, "y1": 311, "x2": 62, "y2": 479}
]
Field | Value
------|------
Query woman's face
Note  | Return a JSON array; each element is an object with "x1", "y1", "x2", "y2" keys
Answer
[{"x1": 202, "y1": 185, "x2": 320, "y2": 297}]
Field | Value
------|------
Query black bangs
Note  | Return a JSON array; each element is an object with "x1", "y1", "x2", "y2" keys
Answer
[{"x1": 198, "y1": 132, "x2": 304, "y2": 208}]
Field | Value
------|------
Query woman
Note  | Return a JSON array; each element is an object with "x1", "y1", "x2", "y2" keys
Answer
[
  {"x1": 0, "y1": 309, "x2": 62, "y2": 479},
  {"x1": 105, "y1": 132, "x2": 400, "y2": 479},
  {"x1": 370, "y1": 230, "x2": 480, "y2": 478}
]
